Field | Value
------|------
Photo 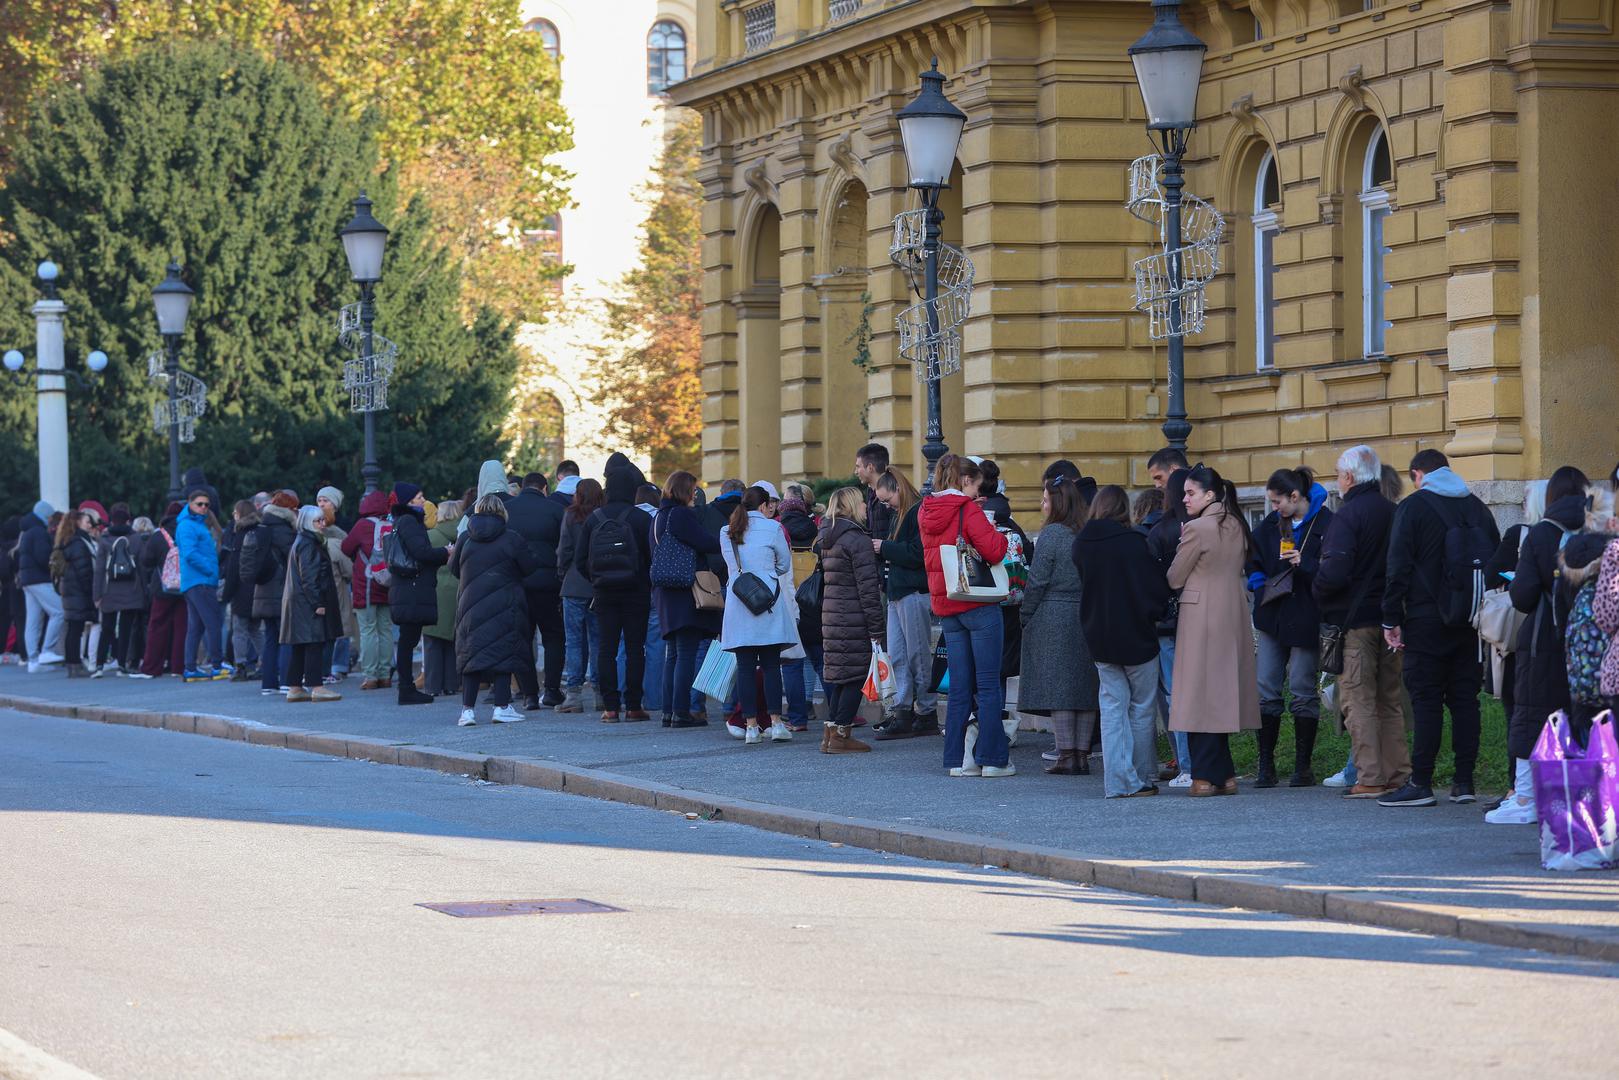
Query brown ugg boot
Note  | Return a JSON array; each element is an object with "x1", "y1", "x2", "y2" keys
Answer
[{"x1": 822, "y1": 723, "x2": 871, "y2": 754}]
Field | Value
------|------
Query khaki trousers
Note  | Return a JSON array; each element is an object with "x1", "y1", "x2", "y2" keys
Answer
[{"x1": 1340, "y1": 626, "x2": 1411, "y2": 787}]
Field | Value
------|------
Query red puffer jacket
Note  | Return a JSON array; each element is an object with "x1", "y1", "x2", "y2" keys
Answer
[
  {"x1": 918, "y1": 492, "x2": 1009, "y2": 618},
  {"x1": 339, "y1": 489, "x2": 393, "y2": 608}
]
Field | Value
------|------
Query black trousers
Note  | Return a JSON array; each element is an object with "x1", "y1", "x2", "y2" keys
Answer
[
  {"x1": 594, "y1": 592, "x2": 650, "y2": 711},
  {"x1": 516, "y1": 587, "x2": 564, "y2": 699},
  {"x1": 1402, "y1": 616, "x2": 1482, "y2": 786},
  {"x1": 828, "y1": 680, "x2": 864, "y2": 727},
  {"x1": 423, "y1": 635, "x2": 460, "y2": 696},
  {"x1": 96, "y1": 610, "x2": 139, "y2": 667},
  {"x1": 285, "y1": 641, "x2": 324, "y2": 689},
  {"x1": 64, "y1": 618, "x2": 88, "y2": 666},
  {"x1": 0, "y1": 583, "x2": 18, "y2": 657},
  {"x1": 396, "y1": 623, "x2": 424, "y2": 687},
  {"x1": 462, "y1": 671, "x2": 512, "y2": 709},
  {"x1": 1187, "y1": 731, "x2": 1235, "y2": 784}
]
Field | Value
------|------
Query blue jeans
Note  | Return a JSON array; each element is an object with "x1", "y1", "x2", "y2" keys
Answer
[
  {"x1": 183, "y1": 586, "x2": 225, "y2": 671},
  {"x1": 563, "y1": 597, "x2": 598, "y2": 687},
  {"x1": 662, "y1": 628, "x2": 702, "y2": 719},
  {"x1": 783, "y1": 657, "x2": 809, "y2": 724},
  {"x1": 941, "y1": 605, "x2": 1006, "y2": 769},
  {"x1": 1099, "y1": 660, "x2": 1161, "y2": 796},
  {"x1": 1159, "y1": 635, "x2": 1188, "y2": 770},
  {"x1": 615, "y1": 606, "x2": 662, "y2": 713}
]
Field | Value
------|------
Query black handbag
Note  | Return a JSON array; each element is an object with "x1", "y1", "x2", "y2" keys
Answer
[
  {"x1": 795, "y1": 543, "x2": 823, "y2": 612},
  {"x1": 728, "y1": 536, "x2": 780, "y2": 616},
  {"x1": 1260, "y1": 516, "x2": 1316, "y2": 607},
  {"x1": 1318, "y1": 569, "x2": 1376, "y2": 676}
]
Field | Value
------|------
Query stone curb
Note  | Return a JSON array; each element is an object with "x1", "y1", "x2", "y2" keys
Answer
[{"x1": 5, "y1": 691, "x2": 1615, "y2": 965}]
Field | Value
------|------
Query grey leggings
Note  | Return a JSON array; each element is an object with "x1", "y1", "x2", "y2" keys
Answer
[{"x1": 1050, "y1": 709, "x2": 1098, "y2": 752}]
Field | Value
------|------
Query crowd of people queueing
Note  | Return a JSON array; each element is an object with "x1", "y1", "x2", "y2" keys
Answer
[{"x1": 3, "y1": 444, "x2": 1616, "y2": 814}]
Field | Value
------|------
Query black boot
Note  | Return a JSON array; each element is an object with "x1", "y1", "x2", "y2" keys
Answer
[
  {"x1": 1290, "y1": 715, "x2": 1319, "y2": 786},
  {"x1": 876, "y1": 708, "x2": 919, "y2": 741},
  {"x1": 911, "y1": 709, "x2": 940, "y2": 736},
  {"x1": 1255, "y1": 714, "x2": 1282, "y2": 788}
]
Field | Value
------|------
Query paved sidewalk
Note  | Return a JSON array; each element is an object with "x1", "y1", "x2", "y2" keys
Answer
[{"x1": 4, "y1": 663, "x2": 1617, "y2": 957}]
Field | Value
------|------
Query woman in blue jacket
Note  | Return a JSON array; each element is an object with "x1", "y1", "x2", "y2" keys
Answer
[{"x1": 177, "y1": 487, "x2": 227, "y2": 681}]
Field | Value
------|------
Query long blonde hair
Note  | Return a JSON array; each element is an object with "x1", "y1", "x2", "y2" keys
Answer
[{"x1": 825, "y1": 486, "x2": 866, "y2": 526}]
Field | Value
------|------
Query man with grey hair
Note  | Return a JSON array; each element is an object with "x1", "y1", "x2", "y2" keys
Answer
[{"x1": 1313, "y1": 444, "x2": 1411, "y2": 797}]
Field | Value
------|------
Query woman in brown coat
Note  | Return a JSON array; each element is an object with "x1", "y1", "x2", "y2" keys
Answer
[
  {"x1": 1169, "y1": 464, "x2": 1261, "y2": 796},
  {"x1": 817, "y1": 487, "x2": 887, "y2": 755}
]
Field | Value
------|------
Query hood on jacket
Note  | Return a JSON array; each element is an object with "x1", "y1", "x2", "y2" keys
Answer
[
  {"x1": 32, "y1": 500, "x2": 52, "y2": 524},
  {"x1": 182, "y1": 466, "x2": 209, "y2": 489},
  {"x1": 604, "y1": 458, "x2": 647, "y2": 505},
  {"x1": 261, "y1": 503, "x2": 297, "y2": 528},
  {"x1": 1287, "y1": 482, "x2": 1330, "y2": 536},
  {"x1": 1561, "y1": 533, "x2": 1611, "y2": 588},
  {"x1": 19, "y1": 513, "x2": 44, "y2": 534},
  {"x1": 465, "y1": 513, "x2": 507, "y2": 542},
  {"x1": 819, "y1": 516, "x2": 864, "y2": 547},
  {"x1": 1417, "y1": 466, "x2": 1471, "y2": 499},
  {"x1": 918, "y1": 491, "x2": 976, "y2": 534},
  {"x1": 357, "y1": 490, "x2": 391, "y2": 518},
  {"x1": 1545, "y1": 492, "x2": 1588, "y2": 532},
  {"x1": 476, "y1": 460, "x2": 507, "y2": 499}
]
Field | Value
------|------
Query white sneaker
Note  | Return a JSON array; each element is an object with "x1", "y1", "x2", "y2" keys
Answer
[
  {"x1": 26, "y1": 660, "x2": 41, "y2": 674},
  {"x1": 981, "y1": 764, "x2": 1017, "y2": 778},
  {"x1": 768, "y1": 721, "x2": 793, "y2": 742},
  {"x1": 458, "y1": 709, "x2": 477, "y2": 727},
  {"x1": 126, "y1": 671, "x2": 153, "y2": 680},
  {"x1": 1168, "y1": 771, "x2": 1192, "y2": 788},
  {"x1": 36, "y1": 651, "x2": 64, "y2": 665},
  {"x1": 491, "y1": 705, "x2": 524, "y2": 724},
  {"x1": 1322, "y1": 768, "x2": 1353, "y2": 788},
  {"x1": 89, "y1": 664, "x2": 107, "y2": 679},
  {"x1": 949, "y1": 764, "x2": 982, "y2": 777},
  {"x1": 1485, "y1": 797, "x2": 1537, "y2": 825},
  {"x1": 726, "y1": 721, "x2": 746, "y2": 740},
  {"x1": 744, "y1": 726, "x2": 762, "y2": 745},
  {"x1": 1042, "y1": 747, "x2": 1060, "y2": 762}
]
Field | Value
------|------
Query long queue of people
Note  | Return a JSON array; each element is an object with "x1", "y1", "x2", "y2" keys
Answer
[{"x1": 3, "y1": 445, "x2": 1615, "y2": 816}]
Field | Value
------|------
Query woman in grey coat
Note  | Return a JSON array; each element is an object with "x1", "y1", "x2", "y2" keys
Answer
[
  {"x1": 1019, "y1": 477, "x2": 1099, "y2": 774},
  {"x1": 720, "y1": 486, "x2": 796, "y2": 745}
]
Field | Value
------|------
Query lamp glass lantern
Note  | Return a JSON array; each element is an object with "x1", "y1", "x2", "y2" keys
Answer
[
  {"x1": 897, "y1": 60, "x2": 967, "y2": 188},
  {"x1": 152, "y1": 262, "x2": 195, "y2": 337},
  {"x1": 1128, "y1": 0, "x2": 1207, "y2": 132},
  {"x1": 340, "y1": 192, "x2": 389, "y2": 284}
]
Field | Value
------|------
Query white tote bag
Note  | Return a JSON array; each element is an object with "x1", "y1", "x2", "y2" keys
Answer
[{"x1": 939, "y1": 503, "x2": 1009, "y2": 603}]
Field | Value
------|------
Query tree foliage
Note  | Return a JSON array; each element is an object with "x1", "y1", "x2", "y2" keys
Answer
[
  {"x1": 0, "y1": 0, "x2": 571, "y2": 323},
  {"x1": 0, "y1": 41, "x2": 519, "y2": 517},
  {"x1": 590, "y1": 112, "x2": 704, "y2": 479}
]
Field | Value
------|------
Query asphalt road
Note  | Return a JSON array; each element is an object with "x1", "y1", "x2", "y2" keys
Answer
[{"x1": 1, "y1": 709, "x2": 1612, "y2": 1079}]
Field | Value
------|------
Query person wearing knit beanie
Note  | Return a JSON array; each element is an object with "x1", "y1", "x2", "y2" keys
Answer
[
  {"x1": 392, "y1": 482, "x2": 423, "y2": 509},
  {"x1": 317, "y1": 486, "x2": 344, "y2": 512}
]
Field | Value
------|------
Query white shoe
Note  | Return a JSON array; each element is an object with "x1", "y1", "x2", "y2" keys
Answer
[
  {"x1": 36, "y1": 651, "x2": 64, "y2": 665},
  {"x1": 1168, "y1": 771, "x2": 1192, "y2": 788},
  {"x1": 949, "y1": 764, "x2": 982, "y2": 777},
  {"x1": 26, "y1": 660, "x2": 41, "y2": 674},
  {"x1": 491, "y1": 705, "x2": 524, "y2": 724},
  {"x1": 1042, "y1": 747, "x2": 1060, "y2": 762},
  {"x1": 126, "y1": 671, "x2": 153, "y2": 679},
  {"x1": 981, "y1": 764, "x2": 1017, "y2": 778},
  {"x1": 89, "y1": 664, "x2": 107, "y2": 679},
  {"x1": 726, "y1": 721, "x2": 746, "y2": 739},
  {"x1": 458, "y1": 709, "x2": 477, "y2": 727},
  {"x1": 744, "y1": 726, "x2": 762, "y2": 745},
  {"x1": 768, "y1": 721, "x2": 793, "y2": 742},
  {"x1": 1485, "y1": 797, "x2": 1537, "y2": 825},
  {"x1": 1322, "y1": 767, "x2": 1353, "y2": 787}
]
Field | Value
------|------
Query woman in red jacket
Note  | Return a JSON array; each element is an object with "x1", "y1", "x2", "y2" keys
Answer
[{"x1": 919, "y1": 454, "x2": 1012, "y2": 777}]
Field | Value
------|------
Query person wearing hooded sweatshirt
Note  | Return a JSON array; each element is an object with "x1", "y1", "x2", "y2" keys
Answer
[
  {"x1": 240, "y1": 491, "x2": 298, "y2": 693},
  {"x1": 1246, "y1": 466, "x2": 1334, "y2": 787},
  {"x1": 133, "y1": 502, "x2": 187, "y2": 679},
  {"x1": 281, "y1": 505, "x2": 342, "y2": 703},
  {"x1": 176, "y1": 488, "x2": 228, "y2": 681},
  {"x1": 1379, "y1": 449, "x2": 1502, "y2": 807},
  {"x1": 93, "y1": 504, "x2": 147, "y2": 675},
  {"x1": 550, "y1": 461, "x2": 581, "y2": 512},
  {"x1": 1073, "y1": 485, "x2": 1170, "y2": 796},
  {"x1": 451, "y1": 493, "x2": 540, "y2": 726},
  {"x1": 387, "y1": 482, "x2": 451, "y2": 706},
  {"x1": 341, "y1": 487, "x2": 396, "y2": 689},
  {"x1": 1147, "y1": 468, "x2": 1191, "y2": 785},
  {"x1": 18, "y1": 500, "x2": 64, "y2": 666},
  {"x1": 576, "y1": 452, "x2": 655, "y2": 721},
  {"x1": 919, "y1": 454, "x2": 1012, "y2": 777},
  {"x1": 505, "y1": 472, "x2": 567, "y2": 710}
]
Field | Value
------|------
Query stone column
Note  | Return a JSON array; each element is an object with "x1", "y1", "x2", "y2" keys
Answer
[{"x1": 33, "y1": 297, "x2": 69, "y2": 511}]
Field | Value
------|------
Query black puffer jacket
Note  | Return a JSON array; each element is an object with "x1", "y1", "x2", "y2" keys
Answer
[
  {"x1": 780, "y1": 507, "x2": 818, "y2": 548},
  {"x1": 1312, "y1": 480, "x2": 1394, "y2": 630},
  {"x1": 1507, "y1": 494, "x2": 1587, "y2": 751},
  {"x1": 451, "y1": 512, "x2": 540, "y2": 674},
  {"x1": 16, "y1": 514, "x2": 51, "y2": 587},
  {"x1": 219, "y1": 511, "x2": 254, "y2": 609},
  {"x1": 239, "y1": 504, "x2": 296, "y2": 621},
  {"x1": 279, "y1": 532, "x2": 341, "y2": 645},
  {"x1": 58, "y1": 531, "x2": 97, "y2": 622},
  {"x1": 387, "y1": 505, "x2": 449, "y2": 626},
  {"x1": 818, "y1": 516, "x2": 887, "y2": 685},
  {"x1": 1145, "y1": 470, "x2": 1189, "y2": 635},
  {"x1": 505, "y1": 487, "x2": 564, "y2": 592}
]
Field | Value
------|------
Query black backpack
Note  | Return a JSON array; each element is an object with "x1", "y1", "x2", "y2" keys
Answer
[
  {"x1": 1427, "y1": 495, "x2": 1497, "y2": 628},
  {"x1": 107, "y1": 536, "x2": 137, "y2": 582},
  {"x1": 588, "y1": 506, "x2": 639, "y2": 589}
]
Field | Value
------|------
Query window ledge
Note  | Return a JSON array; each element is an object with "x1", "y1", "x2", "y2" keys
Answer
[
  {"x1": 1208, "y1": 370, "x2": 1283, "y2": 396},
  {"x1": 1314, "y1": 357, "x2": 1392, "y2": 385}
]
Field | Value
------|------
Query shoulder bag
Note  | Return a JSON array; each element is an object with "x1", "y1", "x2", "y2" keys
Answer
[
  {"x1": 795, "y1": 542, "x2": 824, "y2": 612},
  {"x1": 1260, "y1": 515, "x2": 1318, "y2": 607},
  {"x1": 1318, "y1": 568, "x2": 1378, "y2": 676},
  {"x1": 728, "y1": 534, "x2": 780, "y2": 616},
  {"x1": 940, "y1": 504, "x2": 1009, "y2": 603}
]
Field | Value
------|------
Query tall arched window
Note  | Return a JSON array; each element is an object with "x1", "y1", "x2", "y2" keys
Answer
[
  {"x1": 1360, "y1": 128, "x2": 1393, "y2": 355},
  {"x1": 1253, "y1": 152, "x2": 1280, "y2": 370},
  {"x1": 647, "y1": 20, "x2": 686, "y2": 94},
  {"x1": 525, "y1": 18, "x2": 560, "y2": 60}
]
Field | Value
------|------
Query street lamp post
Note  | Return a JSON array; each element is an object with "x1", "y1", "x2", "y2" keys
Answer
[
  {"x1": 340, "y1": 192, "x2": 390, "y2": 496},
  {"x1": 152, "y1": 262, "x2": 196, "y2": 504},
  {"x1": 896, "y1": 60, "x2": 966, "y2": 495},
  {"x1": 1129, "y1": 0, "x2": 1207, "y2": 453}
]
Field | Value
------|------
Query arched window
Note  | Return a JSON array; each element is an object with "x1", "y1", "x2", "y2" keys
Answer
[
  {"x1": 647, "y1": 20, "x2": 686, "y2": 94},
  {"x1": 1253, "y1": 152, "x2": 1280, "y2": 370},
  {"x1": 525, "y1": 18, "x2": 560, "y2": 60},
  {"x1": 1360, "y1": 128, "x2": 1392, "y2": 355}
]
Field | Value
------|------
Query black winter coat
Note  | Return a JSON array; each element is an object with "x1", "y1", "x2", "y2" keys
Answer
[
  {"x1": 93, "y1": 525, "x2": 148, "y2": 613},
  {"x1": 1313, "y1": 481, "x2": 1394, "y2": 630},
  {"x1": 651, "y1": 501, "x2": 721, "y2": 638},
  {"x1": 576, "y1": 461, "x2": 652, "y2": 597},
  {"x1": 219, "y1": 520, "x2": 245, "y2": 607},
  {"x1": 1249, "y1": 504, "x2": 1333, "y2": 650},
  {"x1": 451, "y1": 513, "x2": 540, "y2": 674},
  {"x1": 700, "y1": 494, "x2": 742, "y2": 580},
  {"x1": 862, "y1": 485, "x2": 894, "y2": 547},
  {"x1": 878, "y1": 501, "x2": 927, "y2": 602},
  {"x1": 280, "y1": 534, "x2": 341, "y2": 645},
  {"x1": 58, "y1": 531, "x2": 97, "y2": 622},
  {"x1": 818, "y1": 517, "x2": 887, "y2": 685},
  {"x1": 1071, "y1": 519, "x2": 1169, "y2": 666},
  {"x1": 387, "y1": 506, "x2": 449, "y2": 626},
  {"x1": 1508, "y1": 494, "x2": 1587, "y2": 739},
  {"x1": 16, "y1": 514, "x2": 51, "y2": 587},
  {"x1": 780, "y1": 508, "x2": 818, "y2": 548},
  {"x1": 505, "y1": 488, "x2": 564, "y2": 592},
  {"x1": 239, "y1": 505, "x2": 297, "y2": 621}
]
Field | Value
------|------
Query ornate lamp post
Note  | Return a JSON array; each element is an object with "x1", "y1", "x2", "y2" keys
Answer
[
  {"x1": 152, "y1": 262, "x2": 197, "y2": 503},
  {"x1": 339, "y1": 192, "x2": 390, "y2": 496},
  {"x1": 1129, "y1": 0, "x2": 1207, "y2": 452},
  {"x1": 895, "y1": 60, "x2": 967, "y2": 495},
  {"x1": 4, "y1": 260, "x2": 109, "y2": 510}
]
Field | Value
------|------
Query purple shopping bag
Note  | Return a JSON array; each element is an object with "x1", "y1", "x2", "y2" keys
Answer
[{"x1": 1531, "y1": 711, "x2": 1619, "y2": 872}]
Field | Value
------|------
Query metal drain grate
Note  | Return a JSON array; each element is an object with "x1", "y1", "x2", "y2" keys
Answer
[{"x1": 417, "y1": 898, "x2": 624, "y2": 918}]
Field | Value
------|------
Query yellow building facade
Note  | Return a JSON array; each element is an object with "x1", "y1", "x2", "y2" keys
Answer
[{"x1": 670, "y1": 0, "x2": 1619, "y2": 507}]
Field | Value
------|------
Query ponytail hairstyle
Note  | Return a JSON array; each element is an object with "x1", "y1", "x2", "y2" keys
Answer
[
  {"x1": 727, "y1": 486, "x2": 773, "y2": 546},
  {"x1": 874, "y1": 466, "x2": 920, "y2": 539},
  {"x1": 932, "y1": 453, "x2": 967, "y2": 494},
  {"x1": 1186, "y1": 463, "x2": 1255, "y2": 559},
  {"x1": 1264, "y1": 465, "x2": 1315, "y2": 499}
]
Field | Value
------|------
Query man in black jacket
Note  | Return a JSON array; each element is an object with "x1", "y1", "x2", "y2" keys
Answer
[
  {"x1": 1314, "y1": 444, "x2": 1411, "y2": 799},
  {"x1": 576, "y1": 453, "x2": 654, "y2": 720},
  {"x1": 700, "y1": 479, "x2": 745, "y2": 580},
  {"x1": 854, "y1": 443, "x2": 894, "y2": 541},
  {"x1": 506, "y1": 472, "x2": 567, "y2": 709},
  {"x1": 1377, "y1": 449, "x2": 1500, "y2": 807},
  {"x1": 549, "y1": 460, "x2": 580, "y2": 512}
]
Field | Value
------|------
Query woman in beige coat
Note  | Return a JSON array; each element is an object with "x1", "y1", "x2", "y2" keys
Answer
[{"x1": 1169, "y1": 463, "x2": 1261, "y2": 796}]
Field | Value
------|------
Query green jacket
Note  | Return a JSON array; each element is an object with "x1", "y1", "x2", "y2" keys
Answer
[
  {"x1": 877, "y1": 501, "x2": 926, "y2": 602},
  {"x1": 425, "y1": 516, "x2": 461, "y2": 640}
]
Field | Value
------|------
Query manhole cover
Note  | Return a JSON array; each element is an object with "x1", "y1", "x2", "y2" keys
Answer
[{"x1": 416, "y1": 899, "x2": 624, "y2": 918}]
